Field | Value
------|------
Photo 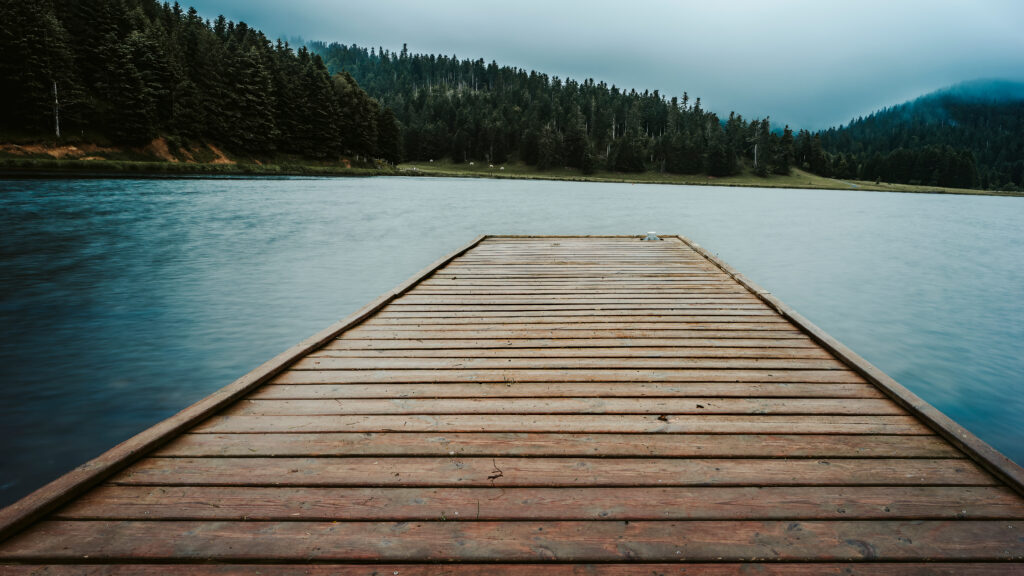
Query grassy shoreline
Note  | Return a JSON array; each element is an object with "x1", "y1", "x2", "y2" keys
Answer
[
  {"x1": 0, "y1": 156, "x2": 393, "y2": 178},
  {"x1": 1, "y1": 155, "x2": 1020, "y2": 197},
  {"x1": 397, "y1": 160, "x2": 1023, "y2": 197}
]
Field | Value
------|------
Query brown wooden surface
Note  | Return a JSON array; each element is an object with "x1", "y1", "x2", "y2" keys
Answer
[
  {"x1": 4, "y1": 565, "x2": 1023, "y2": 576},
  {"x1": 3, "y1": 520, "x2": 1023, "y2": 562},
  {"x1": 250, "y1": 381, "x2": 888, "y2": 398},
  {"x1": 155, "y1": 432, "x2": 960, "y2": 457},
  {"x1": 3, "y1": 234, "x2": 1023, "y2": 571}
]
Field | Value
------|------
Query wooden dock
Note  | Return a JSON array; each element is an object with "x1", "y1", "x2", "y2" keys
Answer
[{"x1": 1, "y1": 234, "x2": 1023, "y2": 574}]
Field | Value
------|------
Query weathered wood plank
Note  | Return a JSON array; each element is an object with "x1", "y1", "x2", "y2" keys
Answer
[
  {"x1": 410, "y1": 289, "x2": 743, "y2": 295},
  {"x1": 419, "y1": 278, "x2": 732, "y2": 282},
  {"x1": 250, "y1": 382, "x2": 886, "y2": 400},
  {"x1": 396, "y1": 297, "x2": 762, "y2": 304},
  {"x1": 7, "y1": 564, "x2": 1018, "y2": 575},
  {"x1": 3, "y1": 520, "x2": 1021, "y2": 562},
  {"x1": 338, "y1": 329, "x2": 807, "y2": 340},
  {"x1": 311, "y1": 346, "x2": 835, "y2": 359},
  {"x1": 55, "y1": 485, "x2": 1020, "y2": 521},
  {"x1": 377, "y1": 305, "x2": 774, "y2": 314},
  {"x1": 415, "y1": 277, "x2": 742, "y2": 282},
  {"x1": 365, "y1": 315, "x2": 787, "y2": 325},
  {"x1": 291, "y1": 357, "x2": 846, "y2": 371},
  {"x1": 350, "y1": 322, "x2": 799, "y2": 332},
  {"x1": 272, "y1": 369, "x2": 868, "y2": 384},
  {"x1": 443, "y1": 265, "x2": 713, "y2": 269},
  {"x1": 109, "y1": 457, "x2": 991, "y2": 487},
  {"x1": 385, "y1": 303, "x2": 767, "y2": 311},
  {"x1": 195, "y1": 414, "x2": 928, "y2": 435},
  {"x1": 400, "y1": 305, "x2": 765, "y2": 313},
  {"x1": 155, "y1": 432, "x2": 958, "y2": 458},
  {"x1": 325, "y1": 337, "x2": 820, "y2": 349},
  {"x1": 225, "y1": 397, "x2": 904, "y2": 416},
  {"x1": 360, "y1": 321, "x2": 795, "y2": 331}
]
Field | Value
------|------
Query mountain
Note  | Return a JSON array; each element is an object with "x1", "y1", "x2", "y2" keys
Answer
[
  {"x1": 0, "y1": 0, "x2": 395, "y2": 162},
  {"x1": 309, "y1": 42, "x2": 801, "y2": 178},
  {"x1": 816, "y1": 79, "x2": 1024, "y2": 190}
]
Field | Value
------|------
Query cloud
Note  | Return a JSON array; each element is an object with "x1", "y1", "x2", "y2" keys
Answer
[{"x1": 185, "y1": 0, "x2": 1024, "y2": 129}]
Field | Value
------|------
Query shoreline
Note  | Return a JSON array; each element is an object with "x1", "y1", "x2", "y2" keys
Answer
[{"x1": 1, "y1": 157, "x2": 1020, "y2": 197}]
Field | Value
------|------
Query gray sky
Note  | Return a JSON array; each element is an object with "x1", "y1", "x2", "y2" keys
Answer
[{"x1": 186, "y1": 0, "x2": 1024, "y2": 129}]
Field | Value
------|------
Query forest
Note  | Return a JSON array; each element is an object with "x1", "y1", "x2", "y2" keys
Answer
[
  {"x1": 311, "y1": 42, "x2": 801, "y2": 177},
  {"x1": 818, "y1": 82, "x2": 1024, "y2": 190},
  {"x1": 2, "y1": 1, "x2": 1021, "y2": 190},
  {"x1": 312, "y1": 43, "x2": 1024, "y2": 190},
  {"x1": 0, "y1": 0, "x2": 399, "y2": 162}
]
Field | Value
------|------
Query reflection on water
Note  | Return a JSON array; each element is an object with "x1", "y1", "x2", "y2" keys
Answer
[{"x1": 1, "y1": 176, "x2": 1022, "y2": 505}]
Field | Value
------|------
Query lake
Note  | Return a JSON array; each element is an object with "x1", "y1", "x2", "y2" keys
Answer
[{"x1": 1, "y1": 176, "x2": 1022, "y2": 506}]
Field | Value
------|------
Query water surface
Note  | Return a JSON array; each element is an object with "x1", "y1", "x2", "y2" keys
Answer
[{"x1": 1, "y1": 176, "x2": 1022, "y2": 505}]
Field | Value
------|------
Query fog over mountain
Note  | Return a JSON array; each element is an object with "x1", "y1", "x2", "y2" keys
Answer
[
  {"x1": 185, "y1": 0, "x2": 1024, "y2": 129},
  {"x1": 933, "y1": 79, "x2": 1024, "y2": 102}
]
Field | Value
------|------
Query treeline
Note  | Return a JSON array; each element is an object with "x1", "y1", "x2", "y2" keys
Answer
[
  {"x1": 816, "y1": 86, "x2": 1024, "y2": 190},
  {"x1": 809, "y1": 144, "x2": 977, "y2": 189},
  {"x1": 311, "y1": 42, "x2": 796, "y2": 176},
  {"x1": 0, "y1": 0, "x2": 400, "y2": 161}
]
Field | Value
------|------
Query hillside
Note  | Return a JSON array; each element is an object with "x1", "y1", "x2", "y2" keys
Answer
[
  {"x1": 0, "y1": 1, "x2": 397, "y2": 163},
  {"x1": 2, "y1": 2, "x2": 1018, "y2": 193},
  {"x1": 816, "y1": 80, "x2": 1024, "y2": 191},
  {"x1": 312, "y1": 43, "x2": 1021, "y2": 192},
  {"x1": 310, "y1": 42, "x2": 805, "y2": 180}
]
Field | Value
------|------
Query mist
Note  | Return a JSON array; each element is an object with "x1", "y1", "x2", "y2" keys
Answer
[{"x1": 184, "y1": 0, "x2": 1024, "y2": 129}]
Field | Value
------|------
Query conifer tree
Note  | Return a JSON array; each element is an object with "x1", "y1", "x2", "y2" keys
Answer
[
  {"x1": 774, "y1": 126, "x2": 794, "y2": 175},
  {"x1": 0, "y1": 0, "x2": 77, "y2": 133},
  {"x1": 562, "y1": 106, "x2": 589, "y2": 169},
  {"x1": 376, "y1": 107, "x2": 402, "y2": 164},
  {"x1": 1, "y1": 0, "x2": 393, "y2": 164}
]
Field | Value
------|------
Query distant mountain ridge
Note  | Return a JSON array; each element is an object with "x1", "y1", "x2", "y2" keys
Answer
[
  {"x1": 933, "y1": 78, "x2": 1024, "y2": 102},
  {"x1": 310, "y1": 41, "x2": 814, "y2": 179},
  {"x1": 817, "y1": 79, "x2": 1024, "y2": 190},
  {"x1": 315, "y1": 37, "x2": 1020, "y2": 190}
]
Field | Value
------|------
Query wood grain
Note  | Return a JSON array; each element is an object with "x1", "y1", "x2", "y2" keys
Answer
[
  {"x1": 2, "y1": 520, "x2": 1021, "y2": 561},
  {"x1": 108, "y1": 457, "x2": 992, "y2": 487},
  {"x1": 3, "y1": 234, "x2": 1022, "y2": 570},
  {"x1": 154, "y1": 432, "x2": 959, "y2": 458}
]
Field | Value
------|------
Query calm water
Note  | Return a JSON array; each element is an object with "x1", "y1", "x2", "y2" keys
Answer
[{"x1": 1, "y1": 176, "x2": 1022, "y2": 505}]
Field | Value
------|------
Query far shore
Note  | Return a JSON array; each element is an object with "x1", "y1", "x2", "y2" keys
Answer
[
  {"x1": 1, "y1": 154, "x2": 1019, "y2": 198},
  {"x1": 397, "y1": 160, "x2": 1023, "y2": 197}
]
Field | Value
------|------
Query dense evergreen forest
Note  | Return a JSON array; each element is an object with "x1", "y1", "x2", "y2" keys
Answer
[
  {"x1": 313, "y1": 43, "x2": 1024, "y2": 190},
  {"x1": 0, "y1": 0, "x2": 399, "y2": 161},
  {"x1": 311, "y1": 42, "x2": 802, "y2": 177},
  {"x1": 3, "y1": 1, "x2": 1019, "y2": 190},
  {"x1": 817, "y1": 81, "x2": 1024, "y2": 190}
]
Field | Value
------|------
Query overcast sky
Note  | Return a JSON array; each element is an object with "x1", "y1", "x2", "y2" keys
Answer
[{"x1": 186, "y1": 0, "x2": 1024, "y2": 129}]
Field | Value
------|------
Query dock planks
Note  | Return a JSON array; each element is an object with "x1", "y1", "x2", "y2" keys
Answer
[{"x1": 2, "y1": 234, "x2": 1023, "y2": 573}]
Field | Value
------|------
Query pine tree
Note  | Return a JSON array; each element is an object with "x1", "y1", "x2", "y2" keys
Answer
[
  {"x1": 536, "y1": 124, "x2": 562, "y2": 170},
  {"x1": 376, "y1": 107, "x2": 402, "y2": 164},
  {"x1": 562, "y1": 106, "x2": 588, "y2": 169},
  {"x1": 705, "y1": 128, "x2": 733, "y2": 177},
  {"x1": 610, "y1": 134, "x2": 645, "y2": 172},
  {"x1": 580, "y1": 139, "x2": 596, "y2": 175},
  {"x1": 220, "y1": 44, "x2": 278, "y2": 153},
  {"x1": 809, "y1": 134, "x2": 829, "y2": 175},
  {"x1": 773, "y1": 125, "x2": 794, "y2": 175},
  {"x1": 753, "y1": 118, "x2": 771, "y2": 177},
  {"x1": 0, "y1": 0, "x2": 77, "y2": 133}
]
